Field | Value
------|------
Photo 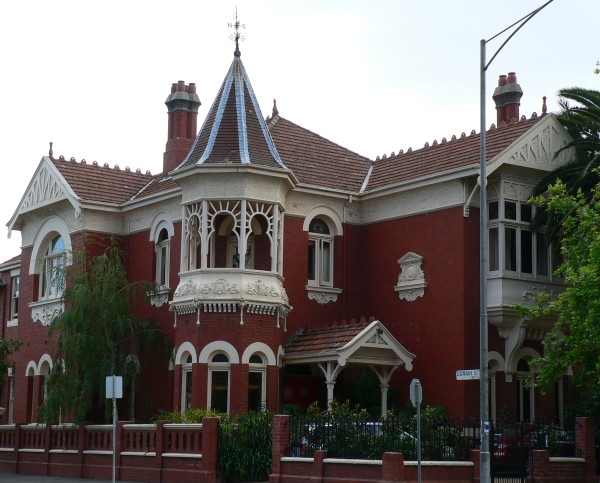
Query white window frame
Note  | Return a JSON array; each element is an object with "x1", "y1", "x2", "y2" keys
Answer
[
  {"x1": 516, "y1": 360, "x2": 535, "y2": 422},
  {"x1": 307, "y1": 219, "x2": 334, "y2": 288},
  {"x1": 155, "y1": 228, "x2": 171, "y2": 289},
  {"x1": 248, "y1": 354, "x2": 267, "y2": 412},
  {"x1": 181, "y1": 354, "x2": 193, "y2": 412},
  {"x1": 8, "y1": 270, "x2": 19, "y2": 326},
  {"x1": 226, "y1": 237, "x2": 255, "y2": 269},
  {"x1": 208, "y1": 353, "x2": 231, "y2": 413},
  {"x1": 40, "y1": 235, "x2": 65, "y2": 301},
  {"x1": 488, "y1": 197, "x2": 560, "y2": 280}
]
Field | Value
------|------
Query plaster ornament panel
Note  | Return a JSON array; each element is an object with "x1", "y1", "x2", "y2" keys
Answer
[
  {"x1": 174, "y1": 280, "x2": 198, "y2": 297},
  {"x1": 394, "y1": 252, "x2": 427, "y2": 302},
  {"x1": 200, "y1": 278, "x2": 240, "y2": 295},
  {"x1": 245, "y1": 279, "x2": 279, "y2": 298},
  {"x1": 150, "y1": 288, "x2": 170, "y2": 308},
  {"x1": 31, "y1": 299, "x2": 63, "y2": 326},
  {"x1": 306, "y1": 286, "x2": 342, "y2": 304}
]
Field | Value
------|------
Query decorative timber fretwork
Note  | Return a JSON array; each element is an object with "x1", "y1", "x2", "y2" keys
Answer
[{"x1": 20, "y1": 164, "x2": 66, "y2": 212}]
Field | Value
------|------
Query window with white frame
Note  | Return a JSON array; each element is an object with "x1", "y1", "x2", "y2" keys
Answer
[
  {"x1": 248, "y1": 354, "x2": 266, "y2": 412},
  {"x1": 208, "y1": 353, "x2": 230, "y2": 413},
  {"x1": 10, "y1": 275, "x2": 19, "y2": 321},
  {"x1": 40, "y1": 235, "x2": 65, "y2": 299},
  {"x1": 181, "y1": 354, "x2": 193, "y2": 412},
  {"x1": 308, "y1": 218, "x2": 333, "y2": 287},
  {"x1": 488, "y1": 199, "x2": 561, "y2": 279},
  {"x1": 517, "y1": 359, "x2": 535, "y2": 422},
  {"x1": 156, "y1": 228, "x2": 170, "y2": 288}
]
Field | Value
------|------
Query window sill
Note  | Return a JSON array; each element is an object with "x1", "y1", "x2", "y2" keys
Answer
[
  {"x1": 150, "y1": 287, "x2": 171, "y2": 308},
  {"x1": 29, "y1": 298, "x2": 63, "y2": 326},
  {"x1": 6, "y1": 319, "x2": 18, "y2": 327},
  {"x1": 305, "y1": 286, "x2": 342, "y2": 305}
]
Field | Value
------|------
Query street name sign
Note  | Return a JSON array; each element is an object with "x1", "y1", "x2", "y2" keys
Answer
[{"x1": 456, "y1": 369, "x2": 480, "y2": 380}]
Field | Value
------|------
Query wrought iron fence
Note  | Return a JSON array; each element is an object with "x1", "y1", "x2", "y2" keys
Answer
[
  {"x1": 289, "y1": 413, "x2": 480, "y2": 461},
  {"x1": 288, "y1": 414, "x2": 578, "y2": 462}
]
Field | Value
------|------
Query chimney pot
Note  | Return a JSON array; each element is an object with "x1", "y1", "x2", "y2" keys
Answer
[
  {"x1": 177, "y1": 80, "x2": 185, "y2": 91},
  {"x1": 507, "y1": 72, "x2": 517, "y2": 84},
  {"x1": 171, "y1": 83, "x2": 177, "y2": 94},
  {"x1": 189, "y1": 83, "x2": 196, "y2": 94},
  {"x1": 498, "y1": 74, "x2": 507, "y2": 86}
]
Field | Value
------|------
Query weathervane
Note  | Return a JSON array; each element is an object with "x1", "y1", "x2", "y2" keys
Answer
[{"x1": 228, "y1": 7, "x2": 245, "y2": 57}]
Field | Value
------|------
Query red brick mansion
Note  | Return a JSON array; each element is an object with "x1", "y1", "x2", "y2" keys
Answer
[{"x1": 0, "y1": 46, "x2": 574, "y2": 424}]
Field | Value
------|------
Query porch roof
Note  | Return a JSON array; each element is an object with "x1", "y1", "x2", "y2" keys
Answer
[{"x1": 283, "y1": 319, "x2": 414, "y2": 370}]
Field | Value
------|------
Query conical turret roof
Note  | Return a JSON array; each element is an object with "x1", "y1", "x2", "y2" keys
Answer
[{"x1": 176, "y1": 53, "x2": 286, "y2": 170}]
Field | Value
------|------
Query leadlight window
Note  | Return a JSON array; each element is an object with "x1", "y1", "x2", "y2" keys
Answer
[
  {"x1": 41, "y1": 235, "x2": 65, "y2": 299},
  {"x1": 308, "y1": 218, "x2": 333, "y2": 287}
]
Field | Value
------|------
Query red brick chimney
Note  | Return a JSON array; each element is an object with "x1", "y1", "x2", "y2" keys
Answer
[
  {"x1": 492, "y1": 72, "x2": 523, "y2": 125},
  {"x1": 163, "y1": 81, "x2": 201, "y2": 173}
]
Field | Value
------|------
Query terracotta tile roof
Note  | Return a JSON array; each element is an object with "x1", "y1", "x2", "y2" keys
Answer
[
  {"x1": 132, "y1": 176, "x2": 180, "y2": 201},
  {"x1": 0, "y1": 254, "x2": 21, "y2": 267},
  {"x1": 267, "y1": 116, "x2": 372, "y2": 192},
  {"x1": 52, "y1": 157, "x2": 155, "y2": 204},
  {"x1": 284, "y1": 320, "x2": 370, "y2": 357},
  {"x1": 366, "y1": 117, "x2": 540, "y2": 192},
  {"x1": 178, "y1": 56, "x2": 286, "y2": 170}
]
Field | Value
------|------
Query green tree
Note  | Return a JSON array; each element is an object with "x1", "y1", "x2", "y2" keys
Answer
[
  {"x1": 42, "y1": 238, "x2": 167, "y2": 423},
  {"x1": 0, "y1": 338, "x2": 22, "y2": 396},
  {"x1": 520, "y1": 180, "x2": 600, "y2": 400},
  {"x1": 533, "y1": 87, "x2": 600, "y2": 241}
]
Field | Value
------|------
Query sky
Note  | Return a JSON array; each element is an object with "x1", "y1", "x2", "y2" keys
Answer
[{"x1": 0, "y1": 0, "x2": 597, "y2": 263}]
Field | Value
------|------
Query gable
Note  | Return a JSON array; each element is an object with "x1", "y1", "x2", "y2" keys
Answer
[
  {"x1": 7, "y1": 156, "x2": 80, "y2": 235},
  {"x1": 487, "y1": 114, "x2": 574, "y2": 177}
]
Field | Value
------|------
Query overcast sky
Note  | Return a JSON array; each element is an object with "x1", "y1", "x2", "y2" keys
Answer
[{"x1": 0, "y1": 0, "x2": 597, "y2": 262}]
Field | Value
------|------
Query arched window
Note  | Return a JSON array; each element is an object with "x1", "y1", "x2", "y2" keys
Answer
[
  {"x1": 308, "y1": 218, "x2": 333, "y2": 287},
  {"x1": 248, "y1": 353, "x2": 267, "y2": 412},
  {"x1": 40, "y1": 235, "x2": 65, "y2": 299},
  {"x1": 181, "y1": 353, "x2": 193, "y2": 412},
  {"x1": 208, "y1": 353, "x2": 230, "y2": 413},
  {"x1": 156, "y1": 228, "x2": 170, "y2": 288}
]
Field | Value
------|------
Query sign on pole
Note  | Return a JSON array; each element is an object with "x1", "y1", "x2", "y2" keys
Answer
[
  {"x1": 410, "y1": 378, "x2": 422, "y2": 408},
  {"x1": 456, "y1": 369, "x2": 480, "y2": 381},
  {"x1": 105, "y1": 376, "x2": 123, "y2": 399},
  {"x1": 409, "y1": 379, "x2": 423, "y2": 483}
]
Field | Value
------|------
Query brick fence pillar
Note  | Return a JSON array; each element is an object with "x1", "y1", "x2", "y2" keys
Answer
[
  {"x1": 77, "y1": 421, "x2": 90, "y2": 477},
  {"x1": 529, "y1": 449, "x2": 550, "y2": 482},
  {"x1": 382, "y1": 452, "x2": 404, "y2": 482},
  {"x1": 470, "y1": 449, "x2": 480, "y2": 483},
  {"x1": 576, "y1": 416, "x2": 596, "y2": 481},
  {"x1": 269, "y1": 415, "x2": 290, "y2": 483},
  {"x1": 201, "y1": 416, "x2": 219, "y2": 482}
]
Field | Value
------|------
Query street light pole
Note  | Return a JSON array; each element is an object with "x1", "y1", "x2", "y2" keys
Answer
[{"x1": 479, "y1": 2, "x2": 554, "y2": 482}]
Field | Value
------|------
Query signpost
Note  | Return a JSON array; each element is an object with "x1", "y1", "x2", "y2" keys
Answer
[
  {"x1": 409, "y1": 379, "x2": 422, "y2": 483},
  {"x1": 106, "y1": 375, "x2": 123, "y2": 483}
]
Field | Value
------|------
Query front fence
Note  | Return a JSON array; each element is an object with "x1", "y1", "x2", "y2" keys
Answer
[
  {"x1": 289, "y1": 413, "x2": 480, "y2": 461},
  {"x1": 289, "y1": 414, "x2": 578, "y2": 463}
]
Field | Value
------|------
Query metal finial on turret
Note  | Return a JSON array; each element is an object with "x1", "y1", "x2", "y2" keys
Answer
[
  {"x1": 228, "y1": 7, "x2": 245, "y2": 57},
  {"x1": 272, "y1": 99, "x2": 279, "y2": 118}
]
